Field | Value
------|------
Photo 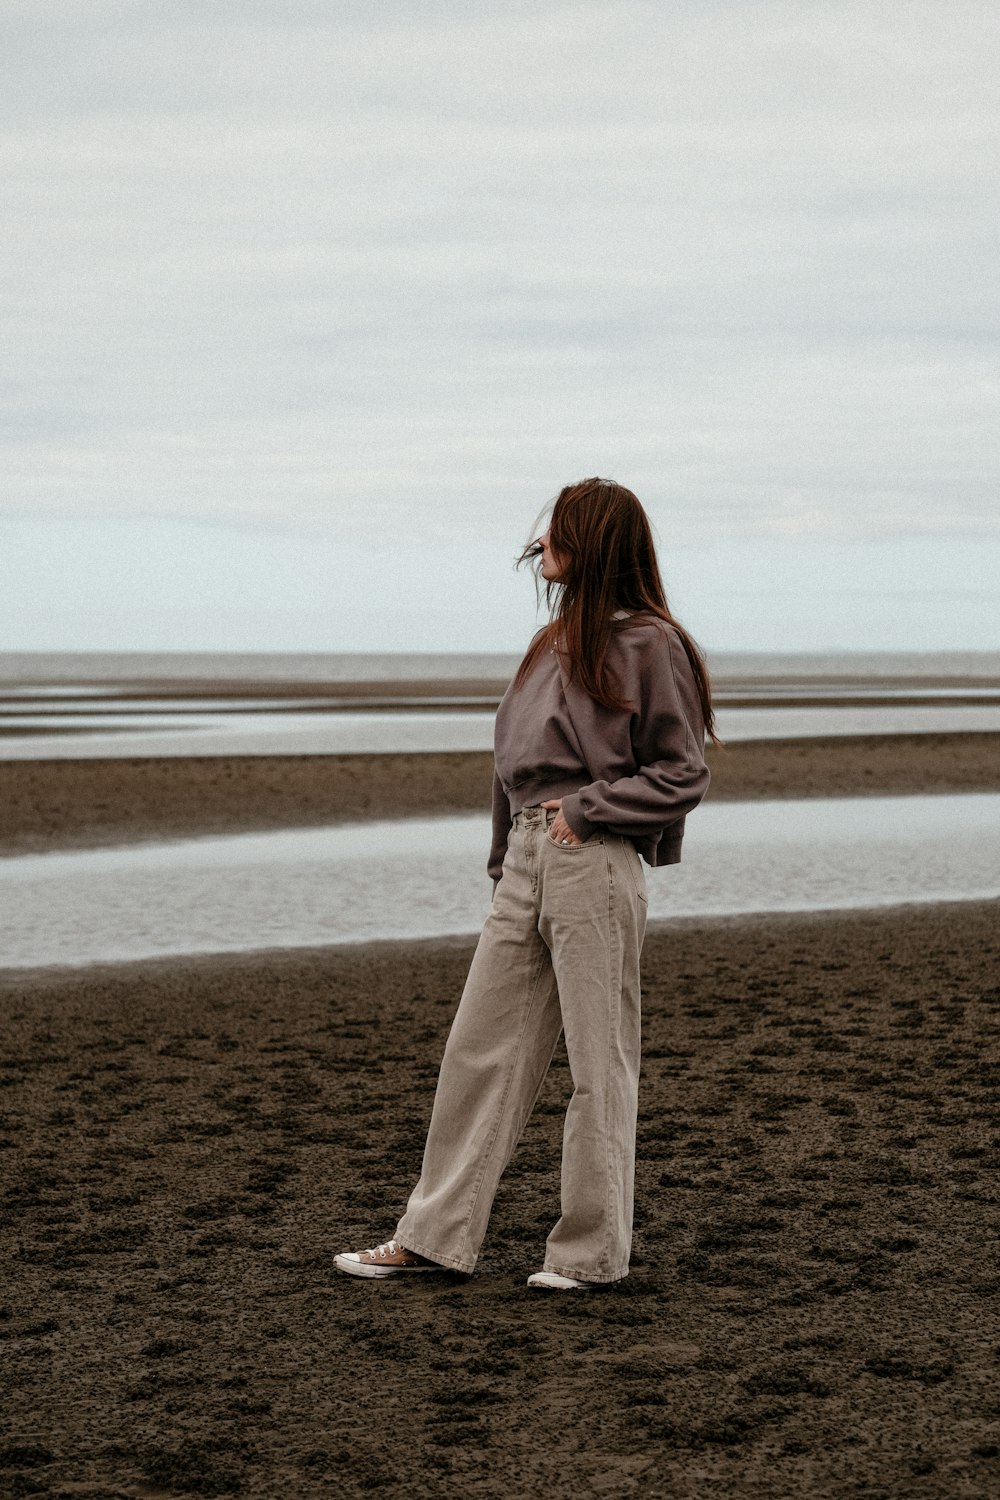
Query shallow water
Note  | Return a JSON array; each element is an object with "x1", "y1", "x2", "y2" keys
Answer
[
  {"x1": 2, "y1": 794, "x2": 998, "y2": 969},
  {"x1": 4, "y1": 703, "x2": 1000, "y2": 760},
  {"x1": 4, "y1": 648, "x2": 999, "y2": 759}
]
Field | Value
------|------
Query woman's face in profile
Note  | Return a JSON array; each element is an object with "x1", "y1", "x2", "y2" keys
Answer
[{"x1": 537, "y1": 530, "x2": 567, "y2": 583}]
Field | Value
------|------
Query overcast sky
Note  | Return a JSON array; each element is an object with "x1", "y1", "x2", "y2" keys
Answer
[{"x1": 3, "y1": 0, "x2": 998, "y2": 651}]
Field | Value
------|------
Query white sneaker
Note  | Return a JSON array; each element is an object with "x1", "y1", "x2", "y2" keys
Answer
[
  {"x1": 334, "y1": 1239, "x2": 441, "y2": 1278},
  {"x1": 527, "y1": 1270, "x2": 599, "y2": 1290}
]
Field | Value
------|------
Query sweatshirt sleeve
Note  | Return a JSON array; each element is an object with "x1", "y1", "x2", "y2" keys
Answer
[
  {"x1": 488, "y1": 767, "x2": 513, "y2": 887},
  {"x1": 560, "y1": 625, "x2": 710, "y2": 843}
]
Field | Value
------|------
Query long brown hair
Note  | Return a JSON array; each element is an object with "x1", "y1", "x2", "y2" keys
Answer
[{"x1": 514, "y1": 477, "x2": 718, "y2": 743}]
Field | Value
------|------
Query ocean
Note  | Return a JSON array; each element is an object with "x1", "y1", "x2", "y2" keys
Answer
[{"x1": 3, "y1": 648, "x2": 1000, "y2": 685}]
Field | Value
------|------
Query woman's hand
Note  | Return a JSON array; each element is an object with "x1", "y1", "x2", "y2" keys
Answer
[{"x1": 541, "y1": 799, "x2": 583, "y2": 846}]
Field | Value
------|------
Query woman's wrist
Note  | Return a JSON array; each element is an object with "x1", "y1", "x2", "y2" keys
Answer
[{"x1": 560, "y1": 795, "x2": 597, "y2": 843}]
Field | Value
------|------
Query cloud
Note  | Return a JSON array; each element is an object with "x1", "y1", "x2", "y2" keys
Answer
[{"x1": 2, "y1": 0, "x2": 998, "y2": 552}]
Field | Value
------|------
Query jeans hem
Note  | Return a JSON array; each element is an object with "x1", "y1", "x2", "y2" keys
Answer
[{"x1": 542, "y1": 1261, "x2": 629, "y2": 1285}]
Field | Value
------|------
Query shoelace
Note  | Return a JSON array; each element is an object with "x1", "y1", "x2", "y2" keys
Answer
[{"x1": 365, "y1": 1240, "x2": 399, "y2": 1259}]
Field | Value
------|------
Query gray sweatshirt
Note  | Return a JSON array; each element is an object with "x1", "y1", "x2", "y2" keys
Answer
[{"x1": 490, "y1": 613, "x2": 710, "y2": 884}]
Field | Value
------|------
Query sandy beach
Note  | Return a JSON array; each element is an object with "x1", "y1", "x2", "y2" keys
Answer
[
  {"x1": 2, "y1": 901, "x2": 999, "y2": 1497},
  {"x1": 3, "y1": 730, "x2": 1000, "y2": 853},
  {"x1": 3, "y1": 694, "x2": 1000, "y2": 1495}
]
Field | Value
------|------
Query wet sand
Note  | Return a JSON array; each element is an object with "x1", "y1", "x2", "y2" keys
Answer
[
  {"x1": 3, "y1": 730, "x2": 1000, "y2": 853},
  {"x1": 2, "y1": 900, "x2": 999, "y2": 1497}
]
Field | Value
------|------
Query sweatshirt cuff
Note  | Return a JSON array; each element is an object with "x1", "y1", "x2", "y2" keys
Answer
[{"x1": 560, "y1": 793, "x2": 598, "y2": 843}]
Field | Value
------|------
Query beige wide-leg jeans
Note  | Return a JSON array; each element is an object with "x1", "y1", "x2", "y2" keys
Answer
[{"x1": 395, "y1": 804, "x2": 648, "y2": 1283}]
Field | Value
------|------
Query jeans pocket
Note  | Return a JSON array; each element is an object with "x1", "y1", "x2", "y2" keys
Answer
[{"x1": 547, "y1": 829, "x2": 603, "y2": 849}]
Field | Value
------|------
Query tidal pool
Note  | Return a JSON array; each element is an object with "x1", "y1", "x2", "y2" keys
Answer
[{"x1": 2, "y1": 794, "x2": 998, "y2": 969}]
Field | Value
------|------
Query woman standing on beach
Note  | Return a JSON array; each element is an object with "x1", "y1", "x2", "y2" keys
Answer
[{"x1": 336, "y1": 478, "x2": 715, "y2": 1289}]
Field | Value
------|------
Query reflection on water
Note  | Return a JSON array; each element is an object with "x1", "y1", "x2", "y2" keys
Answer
[
  {"x1": 4, "y1": 651, "x2": 999, "y2": 759},
  {"x1": 2, "y1": 795, "x2": 999, "y2": 970},
  {"x1": 3, "y1": 705, "x2": 1000, "y2": 760}
]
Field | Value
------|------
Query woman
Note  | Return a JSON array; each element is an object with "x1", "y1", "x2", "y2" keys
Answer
[{"x1": 336, "y1": 478, "x2": 715, "y2": 1289}]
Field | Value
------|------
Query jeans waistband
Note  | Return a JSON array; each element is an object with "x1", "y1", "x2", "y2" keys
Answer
[{"x1": 513, "y1": 805, "x2": 558, "y2": 828}]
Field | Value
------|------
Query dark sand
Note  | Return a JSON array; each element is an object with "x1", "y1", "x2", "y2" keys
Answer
[
  {"x1": 2, "y1": 901, "x2": 999, "y2": 1498},
  {"x1": 3, "y1": 731, "x2": 1000, "y2": 853}
]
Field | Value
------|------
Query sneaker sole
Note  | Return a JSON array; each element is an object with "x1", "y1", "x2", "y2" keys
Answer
[
  {"x1": 334, "y1": 1254, "x2": 439, "y2": 1279},
  {"x1": 526, "y1": 1273, "x2": 599, "y2": 1290}
]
